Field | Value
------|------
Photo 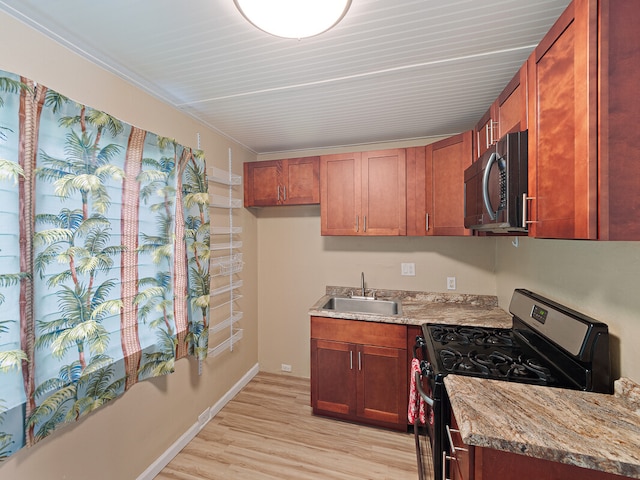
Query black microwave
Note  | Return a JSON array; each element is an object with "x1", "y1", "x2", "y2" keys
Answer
[{"x1": 464, "y1": 130, "x2": 528, "y2": 233}]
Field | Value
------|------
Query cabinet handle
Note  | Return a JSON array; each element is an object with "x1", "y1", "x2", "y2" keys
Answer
[
  {"x1": 426, "y1": 213, "x2": 429, "y2": 232},
  {"x1": 442, "y1": 451, "x2": 454, "y2": 480},
  {"x1": 350, "y1": 350, "x2": 353, "y2": 370},
  {"x1": 358, "y1": 351, "x2": 362, "y2": 370},
  {"x1": 523, "y1": 194, "x2": 536, "y2": 225},
  {"x1": 363, "y1": 216, "x2": 367, "y2": 232},
  {"x1": 486, "y1": 120, "x2": 499, "y2": 147},
  {"x1": 277, "y1": 185, "x2": 281, "y2": 201},
  {"x1": 489, "y1": 120, "x2": 499, "y2": 145},
  {"x1": 283, "y1": 185, "x2": 287, "y2": 201},
  {"x1": 485, "y1": 123, "x2": 490, "y2": 149},
  {"x1": 446, "y1": 425, "x2": 468, "y2": 453},
  {"x1": 355, "y1": 215, "x2": 359, "y2": 232}
]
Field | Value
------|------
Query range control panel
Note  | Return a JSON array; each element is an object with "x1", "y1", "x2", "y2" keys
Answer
[{"x1": 531, "y1": 304, "x2": 548, "y2": 324}]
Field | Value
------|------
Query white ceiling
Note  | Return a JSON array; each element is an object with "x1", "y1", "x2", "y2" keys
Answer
[{"x1": 0, "y1": 0, "x2": 571, "y2": 154}]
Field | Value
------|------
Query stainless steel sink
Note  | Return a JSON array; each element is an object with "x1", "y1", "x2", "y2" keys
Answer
[{"x1": 321, "y1": 296, "x2": 402, "y2": 316}]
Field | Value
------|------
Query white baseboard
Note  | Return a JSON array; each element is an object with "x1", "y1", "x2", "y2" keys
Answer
[{"x1": 137, "y1": 363, "x2": 260, "y2": 480}]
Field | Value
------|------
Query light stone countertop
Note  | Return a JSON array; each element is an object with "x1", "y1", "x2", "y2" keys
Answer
[
  {"x1": 308, "y1": 286, "x2": 512, "y2": 328},
  {"x1": 444, "y1": 375, "x2": 640, "y2": 479}
]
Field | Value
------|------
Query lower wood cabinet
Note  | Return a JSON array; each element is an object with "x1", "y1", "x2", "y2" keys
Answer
[
  {"x1": 448, "y1": 411, "x2": 628, "y2": 480},
  {"x1": 310, "y1": 316, "x2": 408, "y2": 430}
]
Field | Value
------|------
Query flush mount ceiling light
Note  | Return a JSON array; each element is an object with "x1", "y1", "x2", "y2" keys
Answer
[{"x1": 234, "y1": 0, "x2": 352, "y2": 39}]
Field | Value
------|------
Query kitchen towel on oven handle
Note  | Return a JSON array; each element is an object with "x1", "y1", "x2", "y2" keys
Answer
[{"x1": 408, "y1": 358, "x2": 426, "y2": 425}]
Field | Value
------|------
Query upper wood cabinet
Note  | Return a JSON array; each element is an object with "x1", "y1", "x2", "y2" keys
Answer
[
  {"x1": 243, "y1": 157, "x2": 319, "y2": 207},
  {"x1": 527, "y1": 0, "x2": 640, "y2": 240},
  {"x1": 320, "y1": 149, "x2": 406, "y2": 236},
  {"x1": 406, "y1": 131, "x2": 473, "y2": 236},
  {"x1": 475, "y1": 64, "x2": 528, "y2": 160}
]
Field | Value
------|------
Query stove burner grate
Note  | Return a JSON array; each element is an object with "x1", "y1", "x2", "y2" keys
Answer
[
  {"x1": 430, "y1": 325, "x2": 513, "y2": 347},
  {"x1": 439, "y1": 347, "x2": 555, "y2": 384}
]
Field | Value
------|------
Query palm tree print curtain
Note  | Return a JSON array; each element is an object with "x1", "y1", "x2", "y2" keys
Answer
[{"x1": 0, "y1": 69, "x2": 209, "y2": 459}]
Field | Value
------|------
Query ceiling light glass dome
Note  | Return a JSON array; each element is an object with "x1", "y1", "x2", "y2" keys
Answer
[{"x1": 234, "y1": 0, "x2": 352, "y2": 39}]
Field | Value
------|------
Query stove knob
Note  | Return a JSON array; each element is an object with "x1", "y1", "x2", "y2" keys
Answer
[{"x1": 420, "y1": 360, "x2": 434, "y2": 377}]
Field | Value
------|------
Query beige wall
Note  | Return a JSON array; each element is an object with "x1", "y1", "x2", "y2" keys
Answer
[
  {"x1": 0, "y1": 11, "x2": 258, "y2": 480},
  {"x1": 495, "y1": 236, "x2": 640, "y2": 382},
  {"x1": 253, "y1": 205, "x2": 498, "y2": 377}
]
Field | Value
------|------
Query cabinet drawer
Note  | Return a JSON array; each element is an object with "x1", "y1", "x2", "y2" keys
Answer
[{"x1": 311, "y1": 316, "x2": 406, "y2": 349}]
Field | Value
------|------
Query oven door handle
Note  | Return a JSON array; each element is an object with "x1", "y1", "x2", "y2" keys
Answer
[{"x1": 415, "y1": 371, "x2": 434, "y2": 407}]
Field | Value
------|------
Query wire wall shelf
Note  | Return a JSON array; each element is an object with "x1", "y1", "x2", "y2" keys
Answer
[
  {"x1": 211, "y1": 292, "x2": 243, "y2": 310},
  {"x1": 211, "y1": 312, "x2": 243, "y2": 335},
  {"x1": 208, "y1": 166, "x2": 242, "y2": 186},
  {"x1": 210, "y1": 329, "x2": 243, "y2": 357},
  {"x1": 208, "y1": 148, "x2": 244, "y2": 358},
  {"x1": 209, "y1": 193, "x2": 242, "y2": 209},
  {"x1": 211, "y1": 226, "x2": 242, "y2": 235},
  {"x1": 211, "y1": 240, "x2": 242, "y2": 251},
  {"x1": 211, "y1": 253, "x2": 244, "y2": 276}
]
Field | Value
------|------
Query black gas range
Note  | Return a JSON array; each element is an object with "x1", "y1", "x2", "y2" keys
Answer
[{"x1": 412, "y1": 289, "x2": 612, "y2": 480}]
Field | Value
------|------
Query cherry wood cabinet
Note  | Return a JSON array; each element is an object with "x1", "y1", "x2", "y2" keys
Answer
[
  {"x1": 527, "y1": 0, "x2": 640, "y2": 240},
  {"x1": 320, "y1": 149, "x2": 406, "y2": 236},
  {"x1": 447, "y1": 412, "x2": 473, "y2": 480},
  {"x1": 474, "y1": 64, "x2": 528, "y2": 160},
  {"x1": 243, "y1": 157, "x2": 319, "y2": 207},
  {"x1": 406, "y1": 132, "x2": 473, "y2": 236},
  {"x1": 448, "y1": 410, "x2": 630, "y2": 480},
  {"x1": 474, "y1": 105, "x2": 498, "y2": 161},
  {"x1": 496, "y1": 63, "x2": 528, "y2": 139},
  {"x1": 310, "y1": 316, "x2": 408, "y2": 430}
]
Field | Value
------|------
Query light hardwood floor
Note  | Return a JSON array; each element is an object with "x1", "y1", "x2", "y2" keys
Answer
[{"x1": 156, "y1": 372, "x2": 431, "y2": 480}]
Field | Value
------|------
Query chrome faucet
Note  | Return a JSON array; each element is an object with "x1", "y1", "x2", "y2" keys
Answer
[{"x1": 351, "y1": 272, "x2": 375, "y2": 299}]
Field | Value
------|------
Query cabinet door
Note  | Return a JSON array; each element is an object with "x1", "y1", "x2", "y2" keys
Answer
[
  {"x1": 282, "y1": 157, "x2": 320, "y2": 205},
  {"x1": 597, "y1": 0, "x2": 640, "y2": 240},
  {"x1": 527, "y1": 0, "x2": 598, "y2": 239},
  {"x1": 356, "y1": 344, "x2": 407, "y2": 429},
  {"x1": 320, "y1": 153, "x2": 361, "y2": 235},
  {"x1": 243, "y1": 160, "x2": 281, "y2": 206},
  {"x1": 311, "y1": 338, "x2": 356, "y2": 416},
  {"x1": 405, "y1": 146, "x2": 427, "y2": 236},
  {"x1": 497, "y1": 63, "x2": 528, "y2": 137},
  {"x1": 361, "y1": 149, "x2": 407, "y2": 235},
  {"x1": 426, "y1": 132, "x2": 473, "y2": 236}
]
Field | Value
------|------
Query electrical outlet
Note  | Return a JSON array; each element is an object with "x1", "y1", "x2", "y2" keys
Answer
[
  {"x1": 447, "y1": 277, "x2": 456, "y2": 290},
  {"x1": 281, "y1": 363, "x2": 292, "y2": 373},
  {"x1": 401, "y1": 263, "x2": 416, "y2": 276}
]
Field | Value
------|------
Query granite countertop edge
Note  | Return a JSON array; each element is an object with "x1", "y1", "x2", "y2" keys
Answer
[
  {"x1": 445, "y1": 375, "x2": 640, "y2": 479},
  {"x1": 308, "y1": 286, "x2": 512, "y2": 328}
]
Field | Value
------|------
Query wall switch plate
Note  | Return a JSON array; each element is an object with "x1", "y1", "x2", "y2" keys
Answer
[
  {"x1": 281, "y1": 363, "x2": 292, "y2": 373},
  {"x1": 447, "y1": 277, "x2": 456, "y2": 290},
  {"x1": 401, "y1": 263, "x2": 416, "y2": 276}
]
